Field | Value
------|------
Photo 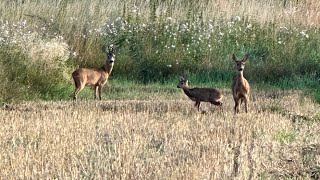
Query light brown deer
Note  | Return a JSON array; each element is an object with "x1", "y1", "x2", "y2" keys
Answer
[
  {"x1": 231, "y1": 53, "x2": 250, "y2": 114},
  {"x1": 177, "y1": 77, "x2": 223, "y2": 112},
  {"x1": 72, "y1": 46, "x2": 115, "y2": 100}
]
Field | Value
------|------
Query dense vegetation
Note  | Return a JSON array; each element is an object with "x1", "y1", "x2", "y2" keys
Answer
[{"x1": 0, "y1": 0, "x2": 319, "y2": 103}]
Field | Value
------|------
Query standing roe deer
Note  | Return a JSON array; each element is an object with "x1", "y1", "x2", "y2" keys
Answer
[
  {"x1": 177, "y1": 77, "x2": 223, "y2": 112},
  {"x1": 72, "y1": 46, "x2": 115, "y2": 100},
  {"x1": 231, "y1": 53, "x2": 250, "y2": 114}
]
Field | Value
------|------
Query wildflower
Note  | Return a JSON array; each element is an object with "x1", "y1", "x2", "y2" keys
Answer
[
  {"x1": 166, "y1": 17, "x2": 173, "y2": 21},
  {"x1": 231, "y1": 16, "x2": 241, "y2": 22},
  {"x1": 132, "y1": 7, "x2": 137, "y2": 14},
  {"x1": 21, "y1": 20, "x2": 27, "y2": 27},
  {"x1": 208, "y1": 23, "x2": 213, "y2": 30},
  {"x1": 300, "y1": 31, "x2": 309, "y2": 38},
  {"x1": 167, "y1": 64, "x2": 172, "y2": 68},
  {"x1": 280, "y1": 26, "x2": 288, "y2": 32},
  {"x1": 116, "y1": 17, "x2": 121, "y2": 21}
]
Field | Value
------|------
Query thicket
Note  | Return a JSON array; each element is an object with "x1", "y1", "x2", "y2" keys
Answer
[{"x1": 0, "y1": 0, "x2": 319, "y2": 102}]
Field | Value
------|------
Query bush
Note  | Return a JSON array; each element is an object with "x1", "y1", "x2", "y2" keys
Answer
[{"x1": 0, "y1": 44, "x2": 73, "y2": 102}]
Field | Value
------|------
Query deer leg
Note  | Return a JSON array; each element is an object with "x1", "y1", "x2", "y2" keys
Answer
[
  {"x1": 210, "y1": 100, "x2": 223, "y2": 112},
  {"x1": 244, "y1": 96, "x2": 249, "y2": 113},
  {"x1": 94, "y1": 86, "x2": 99, "y2": 100},
  {"x1": 234, "y1": 98, "x2": 240, "y2": 114},
  {"x1": 194, "y1": 101, "x2": 201, "y2": 111},
  {"x1": 74, "y1": 81, "x2": 85, "y2": 101},
  {"x1": 194, "y1": 101, "x2": 198, "y2": 109},
  {"x1": 98, "y1": 85, "x2": 103, "y2": 100},
  {"x1": 219, "y1": 104, "x2": 223, "y2": 112}
]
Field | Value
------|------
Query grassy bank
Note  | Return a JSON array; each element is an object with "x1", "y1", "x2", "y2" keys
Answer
[{"x1": 0, "y1": 0, "x2": 319, "y2": 103}]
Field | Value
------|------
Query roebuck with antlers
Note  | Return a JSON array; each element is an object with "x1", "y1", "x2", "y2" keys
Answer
[
  {"x1": 231, "y1": 53, "x2": 250, "y2": 114},
  {"x1": 177, "y1": 77, "x2": 223, "y2": 112},
  {"x1": 72, "y1": 46, "x2": 115, "y2": 100}
]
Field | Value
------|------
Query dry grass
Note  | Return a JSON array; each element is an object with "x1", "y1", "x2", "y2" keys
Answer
[
  {"x1": 1, "y1": 90, "x2": 319, "y2": 179},
  {"x1": 1, "y1": 0, "x2": 320, "y2": 27}
]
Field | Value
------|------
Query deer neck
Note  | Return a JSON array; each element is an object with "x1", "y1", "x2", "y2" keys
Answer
[
  {"x1": 102, "y1": 63, "x2": 114, "y2": 75},
  {"x1": 237, "y1": 70, "x2": 245, "y2": 82},
  {"x1": 181, "y1": 87, "x2": 193, "y2": 98}
]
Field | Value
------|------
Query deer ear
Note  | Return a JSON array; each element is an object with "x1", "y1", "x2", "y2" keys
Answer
[
  {"x1": 242, "y1": 53, "x2": 249, "y2": 62},
  {"x1": 232, "y1": 54, "x2": 237, "y2": 61},
  {"x1": 180, "y1": 76, "x2": 184, "y2": 81}
]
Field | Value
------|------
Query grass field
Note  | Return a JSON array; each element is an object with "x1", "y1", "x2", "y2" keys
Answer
[{"x1": 1, "y1": 89, "x2": 320, "y2": 179}]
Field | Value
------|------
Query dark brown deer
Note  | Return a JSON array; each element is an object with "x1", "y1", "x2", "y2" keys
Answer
[
  {"x1": 231, "y1": 53, "x2": 250, "y2": 114},
  {"x1": 177, "y1": 77, "x2": 223, "y2": 112},
  {"x1": 72, "y1": 46, "x2": 115, "y2": 100}
]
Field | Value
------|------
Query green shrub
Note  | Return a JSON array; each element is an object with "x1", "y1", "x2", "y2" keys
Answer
[{"x1": 0, "y1": 45, "x2": 72, "y2": 102}]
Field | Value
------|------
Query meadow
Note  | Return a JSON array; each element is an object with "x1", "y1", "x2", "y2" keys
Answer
[{"x1": 0, "y1": 0, "x2": 320, "y2": 179}]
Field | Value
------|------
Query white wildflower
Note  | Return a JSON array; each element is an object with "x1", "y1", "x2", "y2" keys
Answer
[
  {"x1": 166, "y1": 17, "x2": 173, "y2": 21},
  {"x1": 231, "y1": 16, "x2": 241, "y2": 22},
  {"x1": 116, "y1": 17, "x2": 121, "y2": 21},
  {"x1": 300, "y1": 31, "x2": 309, "y2": 38}
]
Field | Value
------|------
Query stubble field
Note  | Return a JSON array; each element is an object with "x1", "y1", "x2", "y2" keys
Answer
[{"x1": 1, "y1": 89, "x2": 319, "y2": 179}]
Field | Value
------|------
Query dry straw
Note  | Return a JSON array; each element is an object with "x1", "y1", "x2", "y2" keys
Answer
[{"x1": 0, "y1": 90, "x2": 319, "y2": 178}]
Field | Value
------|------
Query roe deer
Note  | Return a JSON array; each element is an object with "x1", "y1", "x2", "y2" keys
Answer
[
  {"x1": 231, "y1": 53, "x2": 250, "y2": 114},
  {"x1": 177, "y1": 77, "x2": 223, "y2": 112},
  {"x1": 72, "y1": 46, "x2": 115, "y2": 100}
]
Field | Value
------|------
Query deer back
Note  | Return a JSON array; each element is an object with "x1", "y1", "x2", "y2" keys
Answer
[{"x1": 187, "y1": 87, "x2": 222, "y2": 102}]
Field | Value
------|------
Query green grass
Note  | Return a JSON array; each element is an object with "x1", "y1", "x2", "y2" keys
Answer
[{"x1": 273, "y1": 130, "x2": 297, "y2": 144}]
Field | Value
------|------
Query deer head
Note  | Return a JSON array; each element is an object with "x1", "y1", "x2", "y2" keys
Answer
[
  {"x1": 232, "y1": 53, "x2": 249, "y2": 72},
  {"x1": 106, "y1": 45, "x2": 115, "y2": 64},
  {"x1": 177, "y1": 77, "x2": 189, "y2": 88}
]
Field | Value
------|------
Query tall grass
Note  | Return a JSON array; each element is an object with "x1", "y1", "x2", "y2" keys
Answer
[{"x1": 0, "y1": 0, "x2": 319, "y2": 102}]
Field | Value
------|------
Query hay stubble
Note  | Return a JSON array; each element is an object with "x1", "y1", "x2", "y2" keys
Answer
[{"x1": 0, "y1": 91, "x2": 319, "y2": 179}]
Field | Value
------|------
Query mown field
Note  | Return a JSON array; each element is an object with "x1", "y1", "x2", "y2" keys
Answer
[
  {"x1": 1, "y1": 90, "x2": 320, "y2": 179},
  {"x1": 0, "y1": 0, "x2": 320, "y2": 179}
]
